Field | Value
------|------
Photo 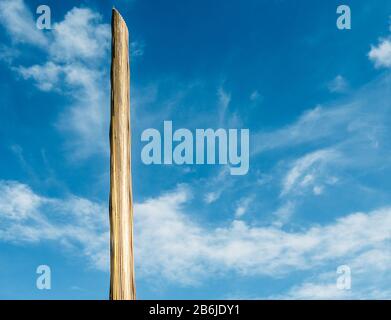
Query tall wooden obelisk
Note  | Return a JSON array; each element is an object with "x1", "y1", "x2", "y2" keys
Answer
[{"x1": 109, "y1": 8, "x2": 136, "y2": 300}]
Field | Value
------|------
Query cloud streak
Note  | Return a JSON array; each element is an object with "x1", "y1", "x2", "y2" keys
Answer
[
  {"x1": 1, "y1": 180, "x2": 391, "y2": 298},
  {"x1": 135, "y1": 185, "x2": 391, "y2": 297},
  {"x1": 0, "y1": 180, "x2": 109, "y2": 270}
]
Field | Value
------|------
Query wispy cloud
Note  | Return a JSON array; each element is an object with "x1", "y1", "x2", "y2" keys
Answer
[
  {"x1": 0, "y1": 2, "x2": 143, "y2": 160},
  {"x1": 328, "y1": 75, "x2": 349, "y2": 93},
  {"x1": 13, "y1": 6, "x2": 111, "y2": 159},
  {"x1": 234, "y1": 196, "x2": 253, "y2": 218},
  {"x1": 251, "y1": 71, "x2": 391, "y2": 203},
  {"x1": 135, "y1": 185, "x2": 391, "y2": 297},
  {"x1": 0, "y1": 180, "x2": 109, "y2": 270},
  {"x1": 280, "y1": 149, "x2": 339, "y2": 197},
  {"x1": 251, "y1": 104, "x2": 355, "y2": 155},
  {"x1": 203, "y1": 167, "x2": 232, "y2": 204},
  {"x1": 131, "y1": 41, "x2": 145, "y2": 58},
  {"x1": 0, "y1": 44, "x2": 19, "y2": 64},
  {"x1": 281, "y1": 281, "x2": 350, "y2": 299},
  {"x1": 272, "y1": 201, "x2": 296, "y2": 227},
  {"x1": 1, "y1": 180, "x2": 391, "y2": 298},
  {"x1": 250, "y1": 90, "x2": 261, "y2": 102},
  {"x1": 18, "y1": 62, "x2": 63, "y2": 91},
  {"x1": 0, "y1": 0, "x2": 47, "y2": 46},
  {"x1": 252, "y1": 72, "x2": 390, "y2": 157},
  {"x1": 217, "y1": 86, "x2": 231, "y2": 125},
  {"x1": 279, "y1": 247, "x2": 391, "y2": 299}
]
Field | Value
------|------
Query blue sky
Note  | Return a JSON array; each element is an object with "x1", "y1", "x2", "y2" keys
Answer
[{"x1": 0, "y1": 0, "x2": 391, "y2": 299}]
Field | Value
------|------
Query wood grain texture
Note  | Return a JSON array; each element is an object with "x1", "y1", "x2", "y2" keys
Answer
[{"x1": 109, "y1": 8, "x2": 136, "y2": 300}]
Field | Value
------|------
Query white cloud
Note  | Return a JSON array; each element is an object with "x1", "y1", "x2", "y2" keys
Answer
[
  {"x1": 281, "y1": 149, "x2": 339, "y2": 197},
  {"x1": 252, "y1": 74, "x2": 391, "y2": 200},
  {"x1": 56, "y1": 64, "x2": 108, "y2": 158},
  {"x1": 218, "y1": 87, "x2": 231, "y2": 110},
  {"x1": 2, "y1": 180, "x2": 391, "y2": 298},
  {"x1": 48, "y1": 8, "x2": 110, "y2": 158},
  {"x1": 252, "y1": 72, "x2": 391, "y2": 157},
  {"x1": 202, "y1": 167, "x2": 233, "y2": 204},
  {"x1": 18, "y1": 63, "x2": 108, "y2": 158},
  {"x1": 0, "y1": 181, "x2": 42, "y2": 220},
  {"x1": 49, "y1": 8, "x2": 110, "y2": 63},
  {"x1": 13, "y1": 5, "x2": 111, "y2": 159},
  {"x1": 18, "y1": 62, "x2": 63, "y2": 91},
  {"x1": 313, "y1": 185, "x2": 324, "y2": 195},
  {"x1": 285, "y1": 280, "x2": 391, "y2": 299},
  {"x1": 368, "y1": 18, "x2": 391, "y2": 69},
  {"x1": 0, "y1": 44, "x2": 19, "y2": 64},
  {"x1": 0, "y1": 1, "x2": 115, "y2": 159},
  {"x1": 204, "y1": 191, "x2": 221, "y2": 204},
  {"x1": 272, "y1": 201, "x2": 296, "y2": 227},
  {"x1": 234, "y1": 196, "x2": 253, "y2": 218},
  {"x1": 328, "y1": 75, "x2": 349, "y2": 93},
  {"x1": 0, "y1": 180, "x2": 109, "y2": 270},
  {"x1": 282, "y1": 281, "x2": 350, "y2": 300},
  {"x1": 369, "y1": 38, "x2": 391, "y2": 69},
  {"x1": 280, "y1": 247, "x2": 391, "y2": 299},
  {"x1": 0, "y1": 0, "x2": 47, "y2": 46},
  {"x1": 2, "y1": 1, "x2": 148, "y2": 160},
  {"x1": 251, "y1": 104, "x2": 354, "y2": 155},
  {"x1": 135, "y1": 185, "x2": 391, "y2": 293}
]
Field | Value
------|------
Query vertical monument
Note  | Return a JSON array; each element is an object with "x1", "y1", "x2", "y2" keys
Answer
[{"x1": 109, "y1": 8, "x2": 136, "y2": 300}]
